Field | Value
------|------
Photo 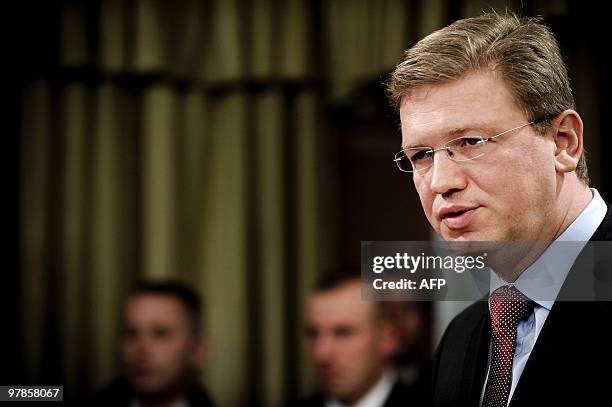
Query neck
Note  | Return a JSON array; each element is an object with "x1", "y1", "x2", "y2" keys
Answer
[
  {"x1": 337, "y1": 369, "x2": 387, "y2": 407},
  {"x1": 547, "y1": 178, "x2": 592, "y2": 241}
]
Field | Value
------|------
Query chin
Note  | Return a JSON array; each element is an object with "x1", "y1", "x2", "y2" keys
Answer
[
  {"x1": 132, "y1": 378, "x2": 168, "y2": 395},
  {"x1": 441, "y1": 223, "x2": 507, "y2": 241},
  {"x1": 441, "y1": 230, "x2": 479, "y2": 242}
]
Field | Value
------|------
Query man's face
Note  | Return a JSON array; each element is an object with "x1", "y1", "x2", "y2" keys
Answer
[
  {"x1": 399, "y1": 70, "x2": 558, "y2": 242},
  {"x1": 306, "y1": 281, "x2": 394, "y2": 404},
  {"x1": 121, "y1": 294, "x2": 200, "y2": 396}
]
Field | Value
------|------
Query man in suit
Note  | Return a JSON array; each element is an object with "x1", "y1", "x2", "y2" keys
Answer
[
  {"x1": 386, "y1": 11, "x2": 611, "y2": 407},
  {"x1": 94, "y1": 280, "x2": 215, "y2": 407},
  {"x1": 293, "y1": 272, "x2": 427, "y2": 407},
  {"x1": 383, "y1": 301, "x2": 431, "y2": 387}
]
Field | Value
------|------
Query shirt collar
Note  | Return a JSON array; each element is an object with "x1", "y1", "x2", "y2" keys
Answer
[
  {"x1": 489, "y1": 188, "x2": 607, "y2": 310},
  {"x1": 326, "y1": 370, "x2": 397, "y2": 407}
]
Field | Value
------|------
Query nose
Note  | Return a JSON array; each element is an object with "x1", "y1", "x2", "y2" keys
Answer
[
  {"x1": 312, "y1": 335, "x2": 333, "y2": 363},
  {"x1": 126, "y1": 334, "x2": 151, "y2": 359},
  {"x1": 429, "y1": 149, "x2": 467, "y2": 196}
]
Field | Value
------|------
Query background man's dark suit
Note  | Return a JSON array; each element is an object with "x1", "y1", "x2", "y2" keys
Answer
[
  {"x1": 431, "y1": 204, "x2": 612, "y2": 406},
  {"x1": 93, "y1": 377, "x2": 215, "y2": 407},
  {"x1": 291, "y1": 378, "x2": 427, "y2": 407}
]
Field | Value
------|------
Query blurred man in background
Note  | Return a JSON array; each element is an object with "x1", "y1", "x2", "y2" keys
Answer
[
  {"x1": 383, "y1": 302, "x2": 431, "y2": 387},
  {"x1": 293, "y1": 271, "x2": 426, "y2": 407},
  {"x1": 94, "y1": 280, "x2": 214, "y2": 407}
]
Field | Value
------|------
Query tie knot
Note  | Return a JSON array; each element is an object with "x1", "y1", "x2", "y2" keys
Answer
[{"x1": 489, "y1": 286, "x2": 534, "y2": 329}]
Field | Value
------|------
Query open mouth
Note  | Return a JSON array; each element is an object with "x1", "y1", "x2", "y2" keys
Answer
[
  {"x1": 444, "y1": 210, "x2": 469, "y2": 218},
  {"x1": 441, "y1": 207, "x2": 478, "y2": 229}
]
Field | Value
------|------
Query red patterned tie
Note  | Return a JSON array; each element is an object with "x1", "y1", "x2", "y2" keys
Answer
[{"x1": 482, "y1": 286, "x2": 534, "y2": 407}]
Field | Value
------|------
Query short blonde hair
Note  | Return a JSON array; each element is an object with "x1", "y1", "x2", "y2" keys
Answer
[{"x1": 387, "y1": 12, "x2": 588, "y2": 183}]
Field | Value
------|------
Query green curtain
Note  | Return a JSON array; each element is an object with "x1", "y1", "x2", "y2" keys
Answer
[{"x1": 19, "y1": 0, "x2": 424, "y2": 404}]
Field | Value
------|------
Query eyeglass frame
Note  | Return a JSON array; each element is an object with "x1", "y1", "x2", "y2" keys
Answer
[{"x1": 393, "y1": 116, "x2": 553, "y2": 173}]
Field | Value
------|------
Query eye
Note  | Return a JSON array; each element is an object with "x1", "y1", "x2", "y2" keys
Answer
[
  {"x1": 305, "y1": 326, "x2": 318, "y2": 340},
  {"x1": 459, "y1": 137, "x2": 485, "y2": 147},
  {"x1": 151, "y1": 327, "x2": 171, "y2": 340},
  {"x1": 410, "y1": 149, "x2": 433, "y2": 162},
  {"x1": 334, "y1": 326, "x2": 354, "y2": 338}
]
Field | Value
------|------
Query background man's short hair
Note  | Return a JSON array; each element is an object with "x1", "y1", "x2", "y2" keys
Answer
[
  {"x1": 314, "y1": 266, "x2": 362, "y2": 292},
  {"x1": 313, "y1": 267, "x2": 392, "y2": 321},
  {"x1": 130, "y1": 280, "x2": 203, "y2": 333},
  {"x1": 387, "y1": 11, "x2": 588, "y2": 184}
]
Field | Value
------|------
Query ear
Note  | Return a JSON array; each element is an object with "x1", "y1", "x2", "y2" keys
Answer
[{"x1": 551, "y1": 110, "x2": 584, "y2": 174}]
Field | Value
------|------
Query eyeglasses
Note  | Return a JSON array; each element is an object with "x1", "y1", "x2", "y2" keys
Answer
[{"x1": 394, "y1": 119, "x2": 547, "y2": 173}]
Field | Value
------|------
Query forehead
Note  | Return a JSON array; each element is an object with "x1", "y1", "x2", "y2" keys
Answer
[
  {"x1": 307, "y1": 282, "x2": 375, "y2": 327},
  {"x1": 399, "y1": 70, "x2": 525, "y2": 147},
  {"x1": 124, "y1": 294, "x2": 188, "y2": 326}
]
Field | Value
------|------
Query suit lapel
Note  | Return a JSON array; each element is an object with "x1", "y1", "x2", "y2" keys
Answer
[
  {"x1": 460, "y1": 300, "x2": 491, "y2": 405},
  {"x1": 510, "y1": 202, "x2": 611, "y2": 405}
]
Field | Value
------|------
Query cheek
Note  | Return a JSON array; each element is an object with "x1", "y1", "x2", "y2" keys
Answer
[
  {"x1": 121, "y1": 341, "x2": 138, "y2": 361},
  {"x1": 476, "y1": 143, "x2": 556, "y2": 216},
  {"x1": 414, "y1": 177, "x2": 432, "y2": 207},
  {"x1": 348, "y1": 333, "x2": 380, "y2": 362},
  {"x1": 501, "y1": 142, "x2": 555, "y2": 193},
  {"x1": 155, "y1": 339, "x2": 189, "y2": 366},
  {"x1": 414, "y1": 178, "x2": 437, "y2": 223}
]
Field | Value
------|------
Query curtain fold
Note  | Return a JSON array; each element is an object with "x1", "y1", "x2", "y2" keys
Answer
[
  {"x1": 21, "y1": 80, "x2": 51, "y2": 385},
  {"x1": 141, "y1": 84, "x2": 179, "y2": 279},
  {"x1": 199, "y1": 93, "x2": 250, "y2": 405},
  {"x1": 88, "y1": 83, "x2": 130, "y2": 388},
  {"x1": 58, "y1": 83, "x2": 89, "y2": 389},
  {"x1": 253, "y1": 90, "x2": 287, "y2": 405},
  {"x1": 292, "y1": 91, "x2": 325, "y2": 396}
]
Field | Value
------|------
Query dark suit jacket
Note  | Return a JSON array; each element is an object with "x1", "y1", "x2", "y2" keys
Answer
[
  {"x1": 290, "y1": 378, "x2": 427, "y2": 407},
  {"x1": 92, "y1": 377, "x2": 215, "y2": 407},
  {"x1": 431, "y1": 203, "x2": 612, "y2": 406}
]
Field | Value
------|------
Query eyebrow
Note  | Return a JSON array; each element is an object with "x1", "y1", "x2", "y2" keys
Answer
[{"x1": 403, "y1": 124, "x2": 498, "y2": 149}]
